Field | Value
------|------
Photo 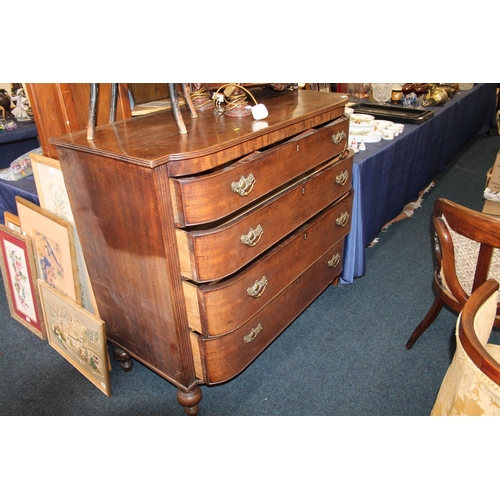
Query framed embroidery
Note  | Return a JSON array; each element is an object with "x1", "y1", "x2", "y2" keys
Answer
[
  {"x1": 38, "y1": 280, "x2": 110, "y2": 396},
  {"x1": 16, "y1": 196, "x2": 82, "y2": 305},
  {"x1": 0, "y1": 224, "x2": 46, "y2": 339}
]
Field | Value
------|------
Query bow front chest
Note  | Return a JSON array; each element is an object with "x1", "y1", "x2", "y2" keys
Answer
[{"x1": 51, "y1": 88, "x2": 353, "y2": 414}]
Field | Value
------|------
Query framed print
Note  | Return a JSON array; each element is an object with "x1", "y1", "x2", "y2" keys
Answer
[
  {"x1": 16, "y1": 196, "x2": 82, "y2": 305},
  {"x1": 30, "y1": 153, "x2": 99, "y2": 317},
  {"x1": 4, "y1": 212, "x2": 21, "y2": 233},
  {"x1": 0, "y1": 224, "x2": 46, "y2": 339},
  {"x1": 31, "y1": 153, "x2": 74, "y2": 221},
  {"x1": 38, "y1": 280, "x2": 110, "y2": 396}
]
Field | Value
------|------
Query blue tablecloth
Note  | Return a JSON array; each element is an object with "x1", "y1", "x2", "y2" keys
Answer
[
  {"x1": 0, "y1": 120, "x2": 40, "y2": 224},
  {"x1": 0, "y1": 120, "x2": 39, "y2": 167},
  {"x1": 341, "y1": 83, "x2": 498, "y2": 284},
  {"x1": 0, "y1": 174, "x2": 39, "y2": 224}
]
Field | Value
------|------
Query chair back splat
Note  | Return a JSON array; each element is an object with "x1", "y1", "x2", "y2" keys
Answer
[{"x1": 406, "y1": 197, "x2": 500, "y2": 349}]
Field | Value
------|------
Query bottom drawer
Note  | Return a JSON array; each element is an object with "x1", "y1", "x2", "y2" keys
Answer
[{"x1": 192, "y1": 238, "x2": 346, "y2": 384}]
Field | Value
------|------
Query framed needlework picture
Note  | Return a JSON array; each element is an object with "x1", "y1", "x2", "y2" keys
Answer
[
  {"x1": 0, "y1": 224, "x2": 46, "y2": 340},
  {"x1": 30, "y1": 152, "x2": 74, "y2": 221},
  {"x1": 38, "y1": 280, "x2": 111, "y2": 396},
  {"x1": 16, "y1": 196, "x2": 82, "y2": 306},
  {"x1": 30, "y1": 153, "x2": 99, "y2": 317}
]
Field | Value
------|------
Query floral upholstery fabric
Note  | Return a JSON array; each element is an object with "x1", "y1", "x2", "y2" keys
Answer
[
  {"x1": 431, "y1": 293, "x2": 500, "y2": 416},
  {"x1": 443, "y1": 216, "x2": 500, "y2": 299}
]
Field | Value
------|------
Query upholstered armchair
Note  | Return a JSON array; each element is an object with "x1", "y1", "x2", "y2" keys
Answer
[{"x1": 431, "y1": 279, "x2": 500, "y2": 416}]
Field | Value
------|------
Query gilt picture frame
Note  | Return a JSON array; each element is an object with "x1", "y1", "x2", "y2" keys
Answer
[
  {"x1": 4, "y1": 212, "x2": 21, "y2": 233},
  {"x1": 38, "y1": 280, "x2": 110, "y2": 397},
  {"x1": 16, "y1": 196, "x2": 82, "y2": 306},
  {"x1": 30, "y1": 153, "x2": 99, "y2": 316},
  {"x1": 0, "y1": 224, "x2": 46, "y2": 339}
]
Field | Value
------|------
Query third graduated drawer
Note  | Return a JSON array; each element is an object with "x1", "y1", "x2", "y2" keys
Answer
[
  {"x1": 176, "y1": 150, "x2": 353, "y2": 283},
  {"x1": 183, "y1": 189, "x2": 353, "y2": 338},
  {"x1": 170, "y1": 115, "x2": 349, "y2": 226}
]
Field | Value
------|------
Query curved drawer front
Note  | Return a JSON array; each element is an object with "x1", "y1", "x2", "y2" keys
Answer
[
  {"x1": 196, "y1": 241, "x2": 347, "y2": 384},
  {"x1": 177, "y1": 152, "x2": 353, "y2": 282},
  {"x1": 170, "y1": 116, "x2": 349, "y2": 226},
  {"x1": 183, "y1": 190, "x2": 353, "y2": 336}
]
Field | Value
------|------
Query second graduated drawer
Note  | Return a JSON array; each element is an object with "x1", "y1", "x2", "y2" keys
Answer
[
  {"x1": 183, "y1": 189, "x2": 353, "y2": 337},
  {"x1": 170, "y1": 115, "x2": 349, "y2": 226},
  {"x1": 176, "y1": 151, "x2": 353, "y2": 282}
]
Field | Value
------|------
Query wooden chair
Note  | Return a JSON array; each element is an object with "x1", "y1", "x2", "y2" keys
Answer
[
  {"x1": 431, "y1": 278, "x2": 500, "y2": 415},
  {"x1": 87, "y1": 83, "x2": 198, "y2": 139},
  {"x1": 406, "y1": 197, "x2": 500, "y2": 349}
]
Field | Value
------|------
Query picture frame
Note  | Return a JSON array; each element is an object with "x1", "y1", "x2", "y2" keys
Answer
[
  {"x1": 16, "y1": 196, "x2": 82, "y2": 305},
  {"x1": 0, "y1": 223, "x2": 46, "y2": 340},
  {"x1": 38, "y1": 280, "x2": 111, "y2": 397},
  {"x1": 30, "y1": 152, "x2": 73, "y2": 221},
  {"x1": 4, "y1": 212, "x2": 21, "y2": 233},
  {"x1": 30, "y1": 152, "x2": 99, "y2": 316}
]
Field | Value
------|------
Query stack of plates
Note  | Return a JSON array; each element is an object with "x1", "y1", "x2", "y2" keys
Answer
[{"x1": 349, "y1": 113, "x2": 382, "y2": 143}]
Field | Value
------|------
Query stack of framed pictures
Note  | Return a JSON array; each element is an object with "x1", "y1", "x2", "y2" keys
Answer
[{"x1": 0, "y1": 152, "x2": 111, "y2": 396}]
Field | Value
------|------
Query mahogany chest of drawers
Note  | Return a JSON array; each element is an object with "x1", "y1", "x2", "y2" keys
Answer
[{"x1": 51, "y1": 88, "x2": 353, "y2": 414}]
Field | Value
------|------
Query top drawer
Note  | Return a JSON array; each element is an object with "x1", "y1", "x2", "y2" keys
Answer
[{"x1": 170, "y1": 115, "x2": 349, "y2": 226}]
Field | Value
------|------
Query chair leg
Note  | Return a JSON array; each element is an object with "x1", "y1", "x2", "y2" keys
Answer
[{"x1": 405, "y1": 296, "x2": 445, "y2": 350}]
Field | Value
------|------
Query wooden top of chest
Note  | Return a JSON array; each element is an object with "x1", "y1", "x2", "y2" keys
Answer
[{"x1": 51, "y1": 89, "x2": 348, "y2": 176}]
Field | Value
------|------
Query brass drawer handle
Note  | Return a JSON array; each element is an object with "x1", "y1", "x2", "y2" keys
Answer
[
  {"x1": 247, "y1": 276, "x2": 268, "y2": 298},
  {"x1": 332, "y1": 130, "x2": 347, "y2": 145},
  {"x1": 336, "y1": 211, "x2": 350, "y2": 227},
  {"x1": 328, "y1": 253, "x2": 341, "y2": 268},
  {"x1": 336, "y1": 170, "x2": 349, "y2": 186},
  {"x1": 241, "y1": 224, "x2": 263, "y2": 247},
  {"x1": 244, "y1": 323, "x2": 262, "y2": 343},
  {"x1": 231, "y1": 173, "x2": 256, "y2": 196}
]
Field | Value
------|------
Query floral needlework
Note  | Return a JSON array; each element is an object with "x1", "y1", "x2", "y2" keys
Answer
[
  {"x1": 46, "y1": 179, "x2": 70, "y2": 220},
  {"x1": 47, "y1": 300, "x2": 104, "y2": 379},
  {"x1": 4, "y1": 240, "x2": 36, "y2": 321}
]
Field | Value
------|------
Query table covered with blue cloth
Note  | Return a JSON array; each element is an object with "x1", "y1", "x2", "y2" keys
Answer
[
  {"x1": 341, "y1": 83, "x2": 498, "y2": 284},
  {"x1": 0, "y1": 120, "x2": 40, "y2": 224}
]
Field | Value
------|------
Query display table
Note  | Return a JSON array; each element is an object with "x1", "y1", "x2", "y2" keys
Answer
[
  {"x1": 0, "y1": 120, "x2": 40, "y2": 224},
  {"x1": 341, "y1": 83, "x2": 498, "y2": 284},
  {"x1": 0, "y1": 120, "x2": 39, "y2": 167},
  {"x1": 0, "y1": 175, "x2": 39, "y2": 224}
]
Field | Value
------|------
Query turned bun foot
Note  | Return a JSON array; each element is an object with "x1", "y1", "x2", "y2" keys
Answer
[
  {"x1": 177, "y1": 386, "x2": 202, "y2": 416},
  {"x1": 113, "y1": 346, "x2": 134, "y2": 372}
]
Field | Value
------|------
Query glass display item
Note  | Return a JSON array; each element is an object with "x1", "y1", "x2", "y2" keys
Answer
[
  {"x1": 402, "y1": 83, "x2": 415, "y2": 107},
  {"x1": 413, "y1": 83, "x2": 429, "y2": 108},
  {"x1": 371, "y1": 83, "x2": 393, "y2": 104}
]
